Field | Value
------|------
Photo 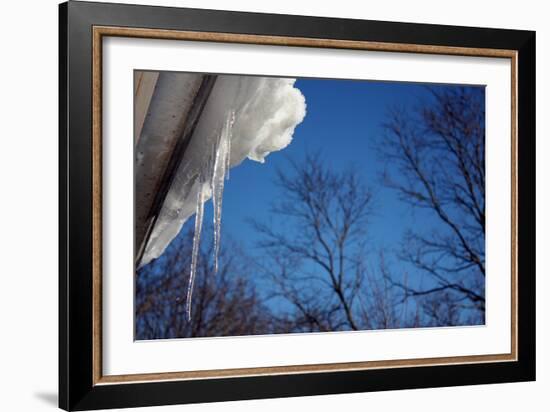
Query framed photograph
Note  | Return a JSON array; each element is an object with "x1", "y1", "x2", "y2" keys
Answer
[{"x1": 59, "y1": 1, "x2": 536, "y2": 410}]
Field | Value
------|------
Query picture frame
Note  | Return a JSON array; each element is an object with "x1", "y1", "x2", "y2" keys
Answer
[{"x1": 59, "y1": 1, "x2": 536, "y2": 410}]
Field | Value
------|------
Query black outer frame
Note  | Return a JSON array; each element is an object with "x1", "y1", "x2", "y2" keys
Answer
[{"x1": 59, "y1": 1, "x2": 536, "y2": 410}]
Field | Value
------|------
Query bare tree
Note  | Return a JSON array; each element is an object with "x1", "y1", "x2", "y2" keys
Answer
[
  {"x1": 379, "y1": 86, "x2": 486, "y2": 323},
  {"x1": 252, "y1": 153, "x2": 416, "y2": 332},
  {"x1": 136, "y1": 227, "x2": 273, "y2": 339}
]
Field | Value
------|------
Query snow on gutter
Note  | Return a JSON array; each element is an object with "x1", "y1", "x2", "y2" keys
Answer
[
  {"x1": 135, "y1": 72, "x2": 215, "y2": 262},
  {"x1": 136, "y1": 73, "x2": 307, "y2": 317}
]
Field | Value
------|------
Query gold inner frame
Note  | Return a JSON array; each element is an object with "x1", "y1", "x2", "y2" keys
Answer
[{"x1": 91, "y1": 26, "x2": 518, "y2": 385}]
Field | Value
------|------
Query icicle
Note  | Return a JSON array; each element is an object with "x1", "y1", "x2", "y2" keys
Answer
[
  {"x1": 185, "y1": 176, "x2": 206, "y2": 321},
  {"x1": 185, "y1": 110, "x2": 234, "y2": 320},
  {"x1": 211, "y1": 111, "x2": 235, "y2": 273}
]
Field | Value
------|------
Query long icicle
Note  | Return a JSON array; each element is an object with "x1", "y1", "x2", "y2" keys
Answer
[
  {"x1": 186, "y1": 110, "x2": 235, "y2": 320},
  {"x1": 212, "y1": 111, "x2": 235, "y2": 273},
  {"x1": 185, "y1": 176, "x2": 206, "y2": 321}
]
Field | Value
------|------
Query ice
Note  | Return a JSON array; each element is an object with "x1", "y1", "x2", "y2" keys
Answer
[
  {"x1": 212, "y1": 111, "x2": 235, "y2": 273},
  {"x1": 185, "y1": 110, "x2": 235, "y2": 319},
  {"x1": 186, "y1": 174, "x2": 207, "y2": 320},
  {"x1": 139, "y1": 75, "x2": 306, "y2": 318},
  {"x1": 140, "y1": 76, "x2": 306, "y2": 267}
]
